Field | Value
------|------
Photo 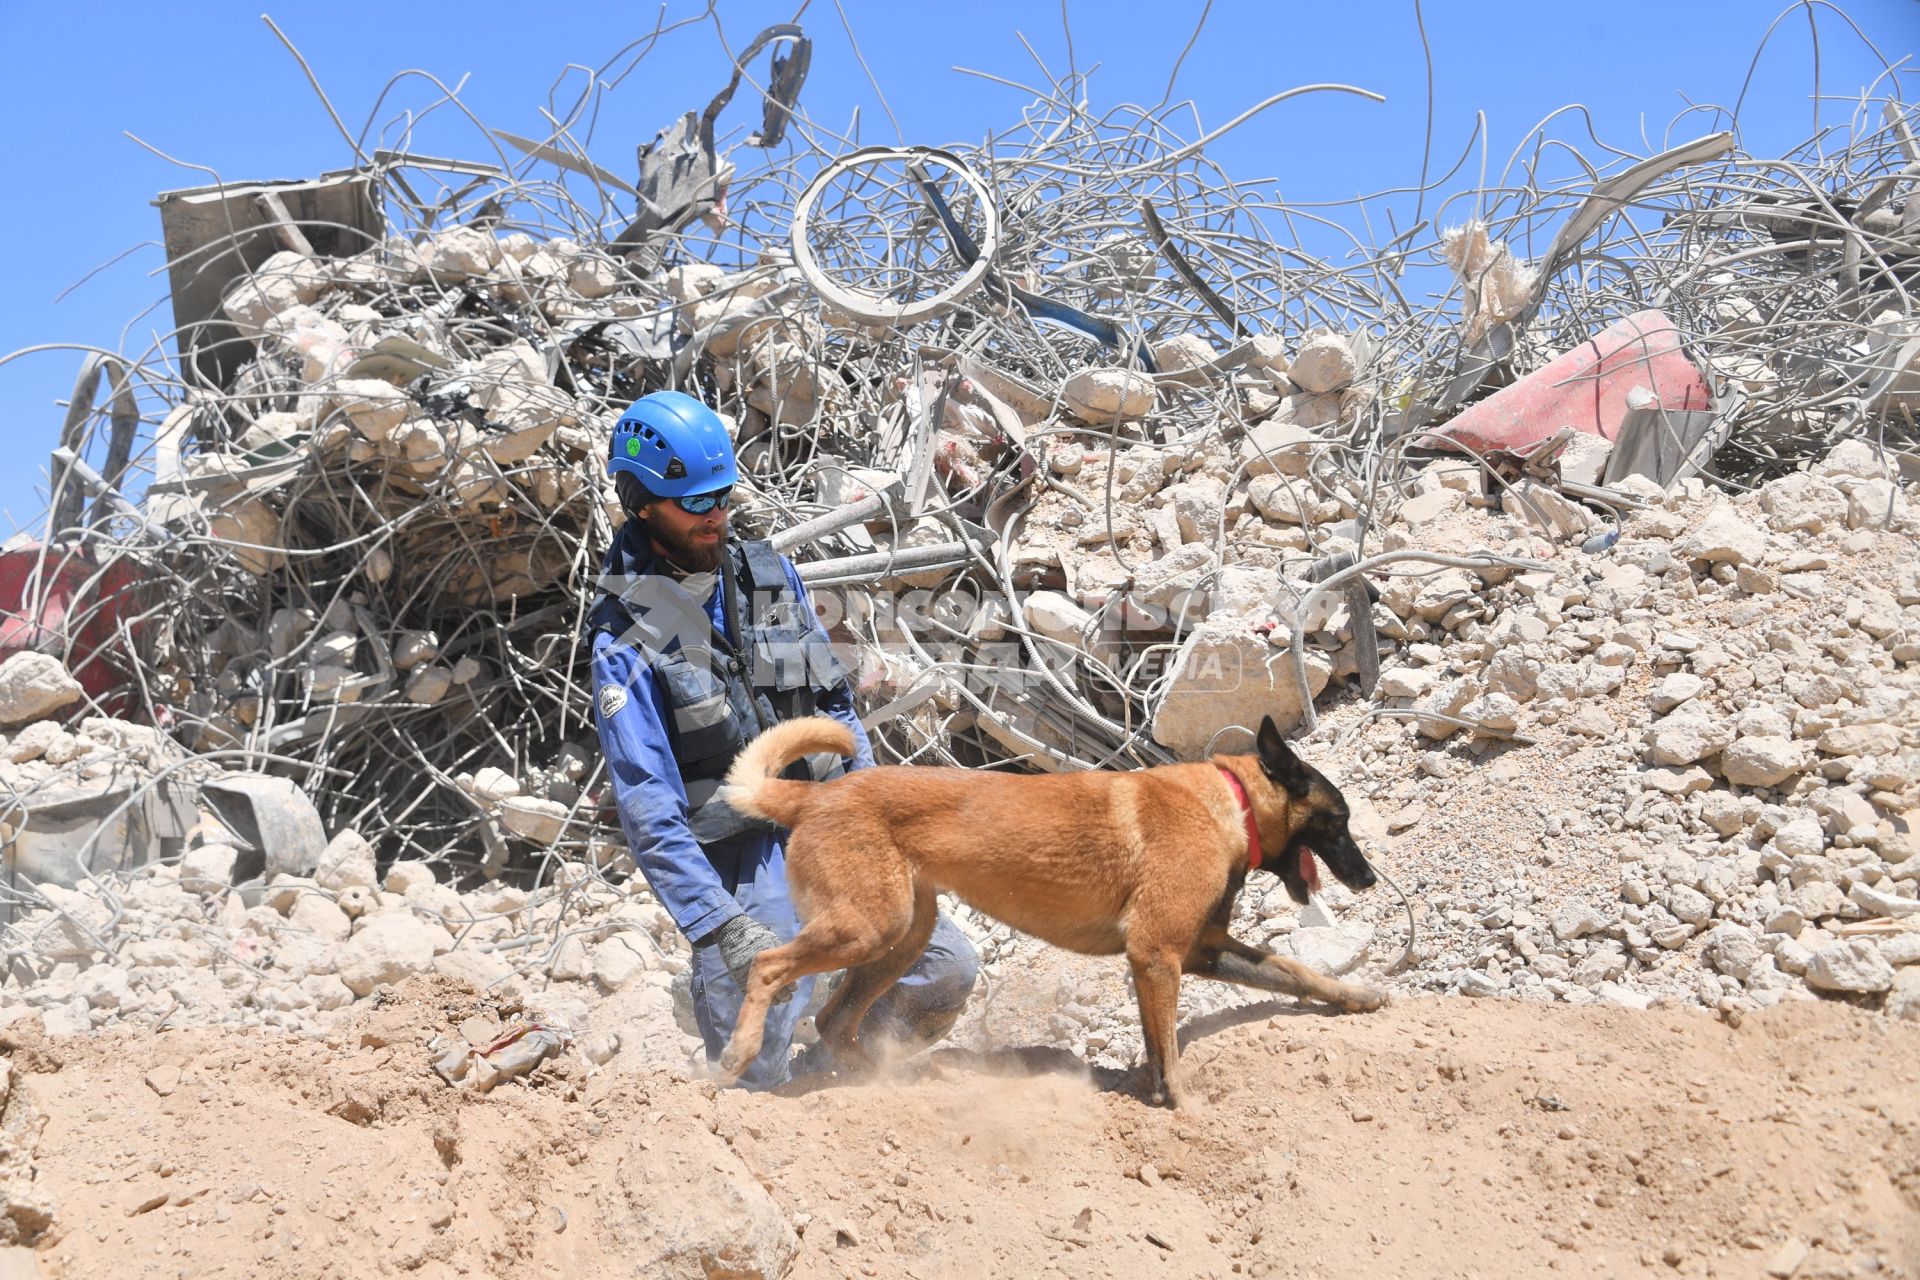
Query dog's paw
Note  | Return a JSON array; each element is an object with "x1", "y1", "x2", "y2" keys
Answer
[
  {"x1": 1338, "y1": 985, "x2": 1389, "y2": 1013},
  {"x1": 714, "y1": 1047, "x2": 751, "y2": 1084},
  {"x1": 1168, "y1": 1085, "x2": 1209, "y2": 1114}
]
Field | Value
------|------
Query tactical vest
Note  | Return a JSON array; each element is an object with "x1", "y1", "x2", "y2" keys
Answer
[{"x1": 602, "y1": 538, "x2": 850, "y2": 844}]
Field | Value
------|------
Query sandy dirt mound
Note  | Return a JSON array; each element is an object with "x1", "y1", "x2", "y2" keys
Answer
[{"x1": 1, "y1": 979, "x2": 1915, "y2": 1280}]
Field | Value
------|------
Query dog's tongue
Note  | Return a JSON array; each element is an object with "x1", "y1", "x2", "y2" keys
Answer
[{"x1": 1299, "y1": 848, "x2": 1323, "y2": 895}]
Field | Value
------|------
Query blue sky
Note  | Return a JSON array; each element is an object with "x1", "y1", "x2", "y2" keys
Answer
[{"x1": 0, "y1": 0, "x2": 1913, "y2": 533}]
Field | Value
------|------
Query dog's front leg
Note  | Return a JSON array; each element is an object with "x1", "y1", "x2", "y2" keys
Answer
[
  {"x1": 1188, "y1": 929, "x2": 1387, "y2": 1013},
  {"x1": 1128, "y1": 948, "x2": 1199, "y2": 1109},
  {"x1": 716, "y1": 948, "x2": 797, "y2": 1084}
]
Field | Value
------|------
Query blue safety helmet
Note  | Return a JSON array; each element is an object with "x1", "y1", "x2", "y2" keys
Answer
[{"x1": 606, "y1": 390, "x2": 738, "y2": 498}]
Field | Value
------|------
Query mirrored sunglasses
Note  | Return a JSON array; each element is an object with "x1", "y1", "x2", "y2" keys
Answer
[{"x1": 672, "y1": 486, "x2": 733, "y2": 515}]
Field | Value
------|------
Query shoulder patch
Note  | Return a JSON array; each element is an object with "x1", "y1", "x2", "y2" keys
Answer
[{"x1": 598, "y1": 684, "x2": 630, "y2": 720}]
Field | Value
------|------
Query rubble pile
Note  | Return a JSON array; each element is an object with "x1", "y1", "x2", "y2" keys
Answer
[
  {"x1": 981, "y1": 437, "x2": 1920, "y2": 1074},
  {"x1": 1339, "y1": 447, "x2": 1920, "y2": 1018},
  {"x1": 3, "y1": 19, "x2": 1919, "y2": 1042},
  {"x1": 0, "y1": 842, "x2": 696, "y2": 1067}
]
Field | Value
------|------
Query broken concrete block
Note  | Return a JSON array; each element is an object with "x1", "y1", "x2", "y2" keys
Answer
[
  {"x1": 1410, "y1": 569, "x2": 1478, "y2": 623},
  {"x1": 1719, "y1": 735, "x2": 1811, "y2": 788},
  {"x1": 465, "y1": 766, "x2": 522, "y2": 805},
  {"x1": 1413, "y1": 676, "x2": 1478, "y2": 738},
  {"x1": 1804, "y1": 939, "x2": 1895, "y2": 994},
  {"x1": 1285, "y1": 923, "x2": 1372, "y2": 975},
  {"x1": 1150, "y1": 333, "x2": 1219, "y2": 387},
  {"x1": 327, "y1": 378, "x2": 411, "y2": 442},
  {"x1": 1501, "y1": 478, "x2": 1594, "y2": 539},
  {"x1": 481, "y1": 383, "x2": 575, "y2": 464},
  {"x1": 1286, "y1": 391, "x2": 1344, "y2": 430},
  {"x1": 1398, "y1": 487, "x2": 1465, "y2": 528},
  {"x1": 1288, "y1": 330, "x2": 1356, "y2": 393},
  {"x1": 425, "y1": 226, "x2": 502, "y2": 280},
  {"x1": 179, "y1": 843, "x2": 239, "y2": 896},
  {"x1": 384, "y1": 860, "x2": 438, "y2": 895},
  {"x1": 1459, "y1": 691, "x2": 1521, "y2": 733},
  {"x1": 591, "y1": 935, "x2": 652, "y2": 992},
  {"x1": 267, "y1": 607, "x2": 316, "y2": 661},
  {"x1": 1379, "y1": 666, "x2": 1440, "y2": 699},
  {"x1": 1151, "y1": 624, "x2": 1330, "y2": 758},
  {"x1": 1061, "y1": 368, "x2": 1154, "y2": 424},
  {"x1": 1022, "y1": 591, "x2": 1094, "y2": 647},
  {"x1": 314, "y1": 830, "x2": 378, "y2": 894},
  {"x1": 1208, "y1": 566, "x2": 1285, "y2": 624},
  {"x1": 433, "y1": 947, "x2": 516, "y2": 993},
  {"x1": 567, "y1": 253, "x2": 621, "y2": 299},
  {"x1": 1814, "y1": 439, "x2": 1885, "y2": 482},
  {"x1": 1238, "y1": 421, "x2": 1320, "y2": 478},
  {"x1": 306, "y1": 663, "x2": 359, "y2": 701},
  {"x1": 1246, "y1": 474, "x2": 1324, "y2": 524},
  {"x1": 0, "y1": 652, "x2": 84, "y2": 726},
  {"x1": 264, "y1": 305, "x2": 353, "y2": 384},
  {"x1": 220, "y1": 250, "x2": 332, "y2": 335},
  {"x1": 1677, "y1": 502, "x2": 1768, "y2": 565},
  {"x1": 289, "y1": 891, "x2": 353, "y2": 943},
  {"x1": 404, "y1": 665, "x2": 455, "y2": 705},
  {"x1": 499, "y1": 796, "x2": 569, "y2": 844},
  {"x1": 666, "y1": 262, "x2": 725, "y2": 304},
  {"x1": 1645, "y1": 713, "x2": 1731, "y2": 767},
  {"x1": 1757, "y1": 472, "x2": 1847, "y2": 533},
  {"x1": 1129, "y1": 544, "x2": 1217, "y2": 626},
  {"x1": 391, "y1": 631, "x2": 441, "y2": 670},
  {"x1": 6, "y1": 718, "x2": 64, "y2": 761},
  {"x1": 1242, "y1": 333, "x2": 1289, "y2": 374},
  {"x1": 206, "y1": 496, "x2": 287, "y2": 577},
  {"x1": 1844, "y1": 477, "x2": 1909, "y2": 530},
  {"x1": 1555, "y1": 434, "x2": 1614, "y2": 487},
  {"x1": 336, "y1": 913, "x2": 450, "y2": 996}
]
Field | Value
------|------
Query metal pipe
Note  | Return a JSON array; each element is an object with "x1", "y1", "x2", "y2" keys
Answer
[
  {"x1": 769, "y1": 490, "x2": 895, "y2": 553},
  {"x1": 794, "y1": 540, "x2": 975, "y2": 585}
]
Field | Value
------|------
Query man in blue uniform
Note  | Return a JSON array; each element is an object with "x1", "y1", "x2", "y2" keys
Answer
[{"x1": 588, "y1": 390, "x2": 979, "y2": 1089}]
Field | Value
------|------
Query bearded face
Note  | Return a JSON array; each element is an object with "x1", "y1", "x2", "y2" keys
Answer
[{"x1": 638, "y1": 499, "x2": 730, "y2": 573}]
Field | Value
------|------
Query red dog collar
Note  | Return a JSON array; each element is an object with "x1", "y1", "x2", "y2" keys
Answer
[{"x1": 1216, "y1": 765, "x2": 1263, "y2": 872}]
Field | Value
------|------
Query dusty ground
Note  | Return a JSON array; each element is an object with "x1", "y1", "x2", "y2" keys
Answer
[{"x1": 1, "y1": 978, "x2": 1915, "y2": 1280}]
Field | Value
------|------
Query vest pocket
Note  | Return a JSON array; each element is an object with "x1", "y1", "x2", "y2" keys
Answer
[
  {"x1": 656, "y1": 658, "x2": 743, "y2": 765},
  {"x1": 751, "y1": 625, "x2": 848, "y2": 693}
]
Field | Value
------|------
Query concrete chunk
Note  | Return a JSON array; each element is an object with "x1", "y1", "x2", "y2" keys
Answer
[{"x1": 0, "y1": 653, "x2": 84, "y2": 726}]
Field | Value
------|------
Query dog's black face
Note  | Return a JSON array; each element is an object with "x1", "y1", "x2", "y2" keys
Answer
[{"x1": 1256, "y1": 715, "x2": 1377, "y2": 905}]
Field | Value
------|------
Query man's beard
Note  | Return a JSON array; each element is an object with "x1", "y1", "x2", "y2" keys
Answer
[{"x1": 642, "y1": 512, "x2": 727, "y2": 573}]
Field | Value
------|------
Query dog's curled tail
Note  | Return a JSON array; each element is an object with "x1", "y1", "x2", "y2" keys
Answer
[{"x1": 717, "y1": 715, "x2": 857, "y2": 826}]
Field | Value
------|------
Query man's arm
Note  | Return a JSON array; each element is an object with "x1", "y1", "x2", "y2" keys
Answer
[
  {"x1": 591, "y1": 639, "x2": 742, "y2": 942},
  {"x1": 788, "y1": 566, "x2": 876, "y2": 771}
]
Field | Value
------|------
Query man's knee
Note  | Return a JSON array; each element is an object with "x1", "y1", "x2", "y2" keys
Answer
[{"x1": 917, "y1": 915, "x2": 981, "y2": 1010}]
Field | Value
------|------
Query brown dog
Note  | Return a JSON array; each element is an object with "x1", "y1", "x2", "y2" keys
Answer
[{"x1": 715, "y1": 713, "x2": 1387, "y2": 1107}]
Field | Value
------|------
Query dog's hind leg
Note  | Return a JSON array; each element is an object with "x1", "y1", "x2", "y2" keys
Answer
[
  {"x1": 717, "y1": 829, "x2": 920, "y2": 1085},
  {"x1": 716, "y1": 907, "x2": 909, "y2": 1085},
  {"x1": 1187, "y1": 928, "x2": 1387, "y2": 1013},
  {"x1": 1128, "y1": 946, "x2": 1197, "y2": 1109},
  {"x1": 816, "y1": 884, "x2": 937, "y2": 1072}
]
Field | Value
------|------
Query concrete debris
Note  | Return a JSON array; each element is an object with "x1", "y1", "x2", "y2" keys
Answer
[{"x1": 0, "y1": 652, "x2": 84, "y2": 726}]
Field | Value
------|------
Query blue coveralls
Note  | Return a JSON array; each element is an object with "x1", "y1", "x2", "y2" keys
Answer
[{"x1": 590, "y1": 540, "x2": 978, "y2": 1089}]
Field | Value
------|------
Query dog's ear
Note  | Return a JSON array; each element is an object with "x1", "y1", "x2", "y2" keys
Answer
[{"x1": 1257, "y1": 715, "x2": 1312, "y2": 798}]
